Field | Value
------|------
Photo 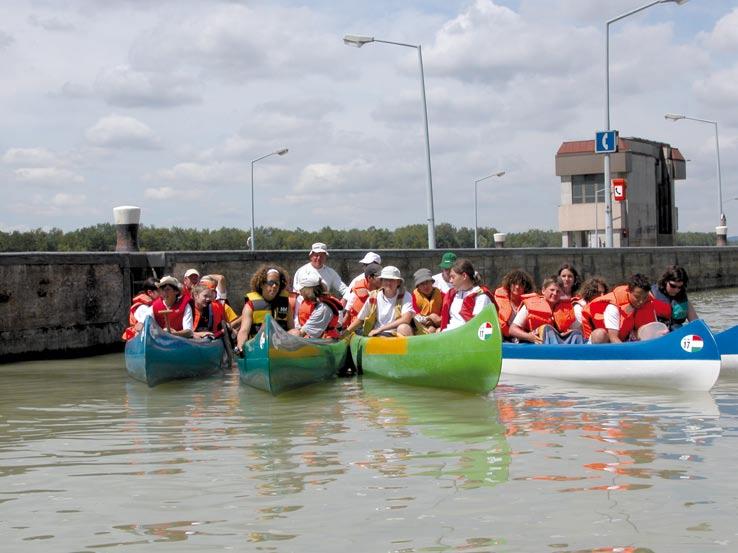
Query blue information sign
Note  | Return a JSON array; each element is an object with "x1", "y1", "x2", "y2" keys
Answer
[{"x1": 595, "y1": 130, "x2": 618, "y2": 153}]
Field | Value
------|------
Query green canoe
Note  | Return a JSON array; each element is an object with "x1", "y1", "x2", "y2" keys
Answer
[
  {"x1": 237, "y1": 314, "x2": 348, "y2": 395},
  {"x1": 350, "y1": 304, "x2": 502, "y2": 394}
]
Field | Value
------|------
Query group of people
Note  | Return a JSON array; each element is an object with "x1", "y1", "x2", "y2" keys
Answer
[
  {"x1": 122, "y1": 268, "x2": 239, "y2": 341},
  {"x1": 122, "y1": 241, "x2": 698, "y2": 351}
]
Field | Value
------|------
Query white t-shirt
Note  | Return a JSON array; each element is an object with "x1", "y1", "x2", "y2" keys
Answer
[
  {"x1": 432, "y1": 272, "x2": 453, "y2": 294},
  {"x1": 293, "y1": 263, "x2": 348, "y2": 296},
  {"x1": 357, "y1": 290, "x2": 414, "y2": 330},
  {"x1": 511, "y1": 304, "x2": 530, "y2": 330},
  {"x1": 444, "y1": 287, "x2": 491, "y2": 331},
  {"x1": 570, "y1": 300, "x2": 585, "y2": 330},
  {"x1": 343, "y1": 273, "x2": 364, "y2": 301},
  {"x1": 134, "y1": 304, "x2": 152, "y2": 323},
  {"x1": 603, "y1": 304, "x2": 621, "y2": 331}
]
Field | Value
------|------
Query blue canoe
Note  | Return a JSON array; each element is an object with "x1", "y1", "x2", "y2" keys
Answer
[
  {"x1": 501, "y1": 319, "x2": 720, "y2": 391},
  {"x1": 125, "y1": 316, "x2": 228, "y2": 387},
  {"x1": 715, "y1": 324, "x2": 738, "y2": 376},
  {"x1": 237, "y1": 314, "x2": 348, "y2": 395}
]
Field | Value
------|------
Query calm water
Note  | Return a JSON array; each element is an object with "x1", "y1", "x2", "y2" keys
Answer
[{"x1": 2, "y1": 289, "x2": 738, "y2": 552}]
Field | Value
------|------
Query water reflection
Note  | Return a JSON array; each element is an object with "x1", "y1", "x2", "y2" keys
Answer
[
  {"x1": 356, "y1": 376, "x2": 510, "y2": 490},
  {"x1": 1, "y1": 351, "x2": 736, "y2": 552}
]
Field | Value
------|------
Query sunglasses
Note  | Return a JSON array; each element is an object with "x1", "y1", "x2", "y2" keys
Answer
[
  {"x1": 265, "y1": 280, "x2": 280, "y2": 287},
  {"x1": 667, "y1": 281, "x2": 683, "y2": 290}
]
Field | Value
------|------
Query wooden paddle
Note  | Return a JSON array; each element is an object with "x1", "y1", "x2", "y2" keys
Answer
[{"x1": 159, "y1": 309, "x2": 173, "y2": 332}]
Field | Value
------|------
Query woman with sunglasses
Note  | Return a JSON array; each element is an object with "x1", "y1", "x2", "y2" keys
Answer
[
  {"x1": 651, "y1": 265, "x2": 698, "y2": 330},
  {"x1": 234, "y1": 265, "x2": 293, "y2": 356}
]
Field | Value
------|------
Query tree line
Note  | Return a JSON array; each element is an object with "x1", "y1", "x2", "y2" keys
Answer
[{"x1": 0, "y1": 223, "x2": 721, "y2": 252}]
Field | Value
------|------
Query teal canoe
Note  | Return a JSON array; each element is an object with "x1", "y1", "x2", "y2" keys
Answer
[
  {"x1": 350, "y1": 304, "x2": 503, "y2": 394},
  {"x1": 237, "y1": 314, "x2": 348, "y2": 395},
  {"x1": 125, "y1": 316, "x2": 228, "y2": 387}
]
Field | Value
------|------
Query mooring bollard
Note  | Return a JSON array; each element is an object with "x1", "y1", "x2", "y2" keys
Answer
[
  {"x1": 716, "y1": 225, "x2": 728, "y2": 247},
  {"x1": 113, "y1": 206, "x2": 141, "y2": 252},
  {"x1": 494, "y1": 232, "x2": 506, "y2": 248}
]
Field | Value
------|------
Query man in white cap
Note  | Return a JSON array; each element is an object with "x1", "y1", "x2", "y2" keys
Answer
[
  {"x1": 344, "y1": 266, "x2": 415, "y2": 337},
  {"x1": 343, "y1": 251, "x2": 382, "y2": 300},
  {"x1": 182, "y1": 268, "x2": 200, "y2": 301},
  {"x1": 292, "y1": 242, "x2": 348, "y2": 297}
]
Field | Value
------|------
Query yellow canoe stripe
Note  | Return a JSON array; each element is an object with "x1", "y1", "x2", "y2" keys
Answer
[
  {"x1": 271, "y1": 346, "x2": 320, "y2": 359},
  {"x1": 364, "y1": 337, "x2": 408, "y2": 355}
]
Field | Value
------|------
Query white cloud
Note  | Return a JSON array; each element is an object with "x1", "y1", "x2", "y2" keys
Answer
[
  {"x1": 0, "y1": 30, "x2": 12, "y2": 48},
  {"x1": 144, "y1": 186, "x2": 203, "y2": 200},
  {"x1": 95, "y1": 64, "x2": 202, "y2": 108},
  {"x1": 704, "y1": 7, "x2": 738, "y2": 51},
  {"x1": 85, "y1": 114, "x2": 161, "y2": 149},
  {"x1": 14, "y1": 167, "x2": 85, "y2": 185},
  {"x1": 27, "y1": 14, "x2": 75, "y2": 32},
  {"x1": 150, "y1": 162, "x2": 228, "y2": 183},
  {"x1": 51, "y1": 192, "x2": 86, "y2": 206},
  {"x1": 2, "y1": 147, "x2": 62, "y2": 167},
  {"x1": 693, "y1": 66, "x2": 738, "y2": 117},
  {"x1": 426, "y1": 0, "x2": 598, "y2": 83}
]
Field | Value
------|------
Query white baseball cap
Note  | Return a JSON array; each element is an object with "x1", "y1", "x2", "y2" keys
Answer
[
  {"x1": 297, "y1": 269, "x2": 322, "y2": 290},
  {"x1": 310, "y1": 242, "x2": 329, "y2": 255},
  {"x1": 358, "y1": 251, "x2": 381, "y2": 265},
  {"x1": 184, "y1": 268, "x2": 200, "y2": 278}
]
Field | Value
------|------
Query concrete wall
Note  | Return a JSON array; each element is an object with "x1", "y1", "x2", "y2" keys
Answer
[{"x1": 2, "y1": 247, "x2": 738, "y2": 361}]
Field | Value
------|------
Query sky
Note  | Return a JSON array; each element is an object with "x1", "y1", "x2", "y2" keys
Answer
[{"x1": 1, "y1": 0, "x2": 737, "y2": 236}]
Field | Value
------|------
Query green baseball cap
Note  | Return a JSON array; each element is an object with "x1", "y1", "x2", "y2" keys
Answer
[{"x1": 438, "y1": 251, "x2": 457, "y2": 269}]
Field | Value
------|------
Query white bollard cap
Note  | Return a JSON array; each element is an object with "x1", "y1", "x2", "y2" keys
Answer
[
  {"x1": 493, "y1": 232, "x2": 507, "y2": 243},
  {"x1": 716, "y1": 225, "x2": 728, "y2": 236},
  {"x1": 113, "y1": 206, "x2": 141, "y2": 225}
]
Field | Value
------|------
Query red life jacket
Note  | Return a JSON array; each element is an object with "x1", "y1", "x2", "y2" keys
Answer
[
  {"x1": 297, "y1": 295, "x2": 343, "y2": 339},
  {"x1": 582, "y1": 285, "x2": 656, "y2": 340},
  {"x1": 494, "y1": 287, "x2": 537, "y2": 338},
  {"x1": 121, "y1": 293, "x2": 154, "y2": 341},
  {"x1": 192, "y1": 301, "x2": 225, "y2": 337},
  {"x1": 439, "y1": 286, "x2": 494, "y2": 331},
  {"x1": 521, "y1": 295, "x2": 576, "y2": 333},
  {"x1": 152, "y1": 295, "x2": 189, "y2": 331}
]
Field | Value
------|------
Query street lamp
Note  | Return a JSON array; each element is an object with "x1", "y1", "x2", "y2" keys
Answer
[
  {"x1": 603, "y1": 0, "x2": 688, "y2": 248},
  {"x1": 664, "y1": 113, "x2": 724, "y2": 226},
  {"x1": 250, "y1": 148, "x2": 288, "y2": 251},
  {"x1": 474, "y1": 171, "x2": 505, "y2": 248},
  {"x1": 343, "y1": 34, "x2": 437, "y2": 250}
]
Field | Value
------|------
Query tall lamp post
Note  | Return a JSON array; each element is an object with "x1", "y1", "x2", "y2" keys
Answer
[
  {"x1": 664, "y1": 113, "x2": 724, "y2": 226},
  {"x1": 474, "y1": 171, "x2": 505, "y2": 248},
  {"x1": 603, "y1": 0, "x2": 688, "y2": 248},
  {"x1": 250, "y1": 148, "x2": 288, "y2": 251},
  {"x1": 343, "y1": 34, "x2": 436, "y2": 250}
]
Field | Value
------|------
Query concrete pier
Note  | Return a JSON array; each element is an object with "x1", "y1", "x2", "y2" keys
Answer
[{"x1": 2, "y1": 246, "x2": 737, "y2": 361}]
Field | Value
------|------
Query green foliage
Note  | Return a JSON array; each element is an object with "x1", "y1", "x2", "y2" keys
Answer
[
  {"x1": 0, "y1": 225, "x2": 721, "y2": 252},
  {"x1": 674, "y1": 232, "x2": 717, "y2": 246}
]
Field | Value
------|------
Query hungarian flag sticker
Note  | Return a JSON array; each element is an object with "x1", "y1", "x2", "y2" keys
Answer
[
  {"x1": 680, "y1": 335, "x2": 704, "y2": 353},
  {"x1": 478, "y1": 322, "x2": 494, "y2": 341}
]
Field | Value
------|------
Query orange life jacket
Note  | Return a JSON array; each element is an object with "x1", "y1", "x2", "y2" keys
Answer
[
  {"x1": 439, "y1": 286, "x2": 494, "y2": 331},
  {"x1": 345, "y1": 277, "x2": 371, "y2": 328},
  {"x1": 521, "y1": 295, "x2": 576, "y2": 333},
  {"x1": 152, "y1": 295, "x2": 189, "y2": 331},
  {"x1": 581, "y1": 285, "x2": 656, "y2": 340},
  {"x1": 494, "y1": 287, "x2": 537, "y2": 337},
  {"x1": 192, "y1": 301, "x2": 225, "y2": 337},
  {"x1": 121, "y1": 293, "x2": 154, "y2": 341},
  {"x1": 297, "y1": 295, "x2": 343, "y2": 339},
  {"x1": 412, "y1": 287, "x2": 443, "y2": 316}
]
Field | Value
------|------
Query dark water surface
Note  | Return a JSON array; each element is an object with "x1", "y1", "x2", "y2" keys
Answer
[{"x1": 2, "y1": 289, "x2": 737, "y2": 552}]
